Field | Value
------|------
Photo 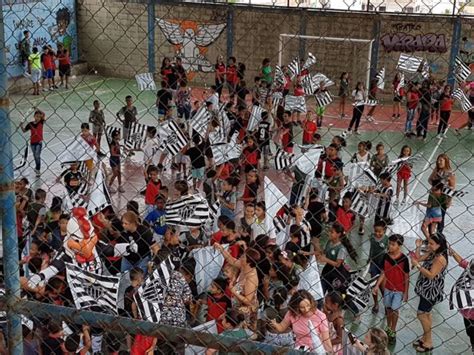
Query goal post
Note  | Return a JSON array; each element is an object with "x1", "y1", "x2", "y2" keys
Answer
[{"x1": 278, "y1": 34, "x2": 374, "y2": 89}]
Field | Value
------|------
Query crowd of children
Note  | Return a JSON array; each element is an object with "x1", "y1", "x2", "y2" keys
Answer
[{"x1": 11, "y1": 54, "x2": 472, "y2": 354}]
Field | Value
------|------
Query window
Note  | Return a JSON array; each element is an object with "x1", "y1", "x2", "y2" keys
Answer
[
  {"x1": 404, "y1": 6, "x2": 414, "y2": 12},
  {"x1": 378, "y1": 5, "x2": 386, "y2": 11}
]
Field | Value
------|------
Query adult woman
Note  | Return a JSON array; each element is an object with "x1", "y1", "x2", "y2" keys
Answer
[
  {"x1": 410, "y1": 233, "x2": 448, "y2": 353},
  {"x1": 120, "y1": 211, "x2": 159, "y2": 273},
  {"x1": 214, "y1": 244, "x2": 260, "y2": 329},
  {"x1": 448, "y1": 247, "x2": 474, "y2": 352},
  {"x1": 428, "y1": 154, "x2": 456, "y2": 232},
  {"x1": 346, "y1": 82, "x2": 366, "y2": 135},
  {"x1": 353, "y1": 327, "x2": 390, "y2": 355},
  {"x1": 437, "y1": 85, "x2": 454, "y2": 137},
  {"x1": 416, "y1": 80, "x2": 432, "y2": 141},
  {"x1": 338, "y1": 72, "x2": 350, "y2": 119},
  {"x1": 392, "y1": 73, "x2": 403, "y2": 119},
  {"x1": 270, "y1": 290, "x2": 333, "y2": 352}
]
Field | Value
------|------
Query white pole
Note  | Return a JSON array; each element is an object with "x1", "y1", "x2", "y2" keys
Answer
[
  {"x1": 367, "y1": 40, "x2": 373, "y2": 89},
  {"x1": 278, "y1": 35, "x2": 283, "y2": 67}
]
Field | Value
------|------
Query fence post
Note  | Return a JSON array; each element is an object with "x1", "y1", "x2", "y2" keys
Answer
[
  {"x1": 148, "y1": 0, "x2": 156, "y2": 74},
  {"x1": 298, "y1": 9, "x2": 308, "y2": 60},
  {"x1": 0, "y1": 2, "x2": 24, "y2": 354},
  {"x1": 369, "y1": 15, "x2": 381, "y2": 82},
  {"x1": 226, "y1": 5, "x2": 234, "y2": 58},
  {"x1": 447, "y1": 16, "x2": 462, "y2": 87}
]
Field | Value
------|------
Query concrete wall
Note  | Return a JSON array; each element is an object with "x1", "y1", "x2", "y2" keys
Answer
[{"x1": 76, "y1": 0, "x2": 474, "y2": 89}]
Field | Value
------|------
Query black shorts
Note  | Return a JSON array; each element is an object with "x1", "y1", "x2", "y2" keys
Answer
[
  {"x1": 417, "y1": 296, "x2": 435, "y2": 313},
  {"x1": 110, "y1": 156, "x2": 120, "y2": 168},
  {"x1": 393, "y1": 95, "x2": 403, "y2": 103},
  {"x1": 59, "y1": 64, "x2": 71, "y2": 77}
]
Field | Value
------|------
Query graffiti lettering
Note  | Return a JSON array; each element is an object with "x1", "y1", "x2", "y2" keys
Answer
[
  {"x1": 380, "y1": 33, "x2": 447, "y2": 53},
  {"x1": 391, "y1": 23, "x2": 422, "y2": 32},
  {"x1": 33, "y1": 37, "x2": 48, "y2": 47},
  {"x1": 13, "y1": 19, "x2": 34, "y2": 30}
]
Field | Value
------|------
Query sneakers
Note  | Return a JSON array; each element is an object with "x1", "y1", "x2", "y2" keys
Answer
[
  {"x1": 35, "y1": 169, "x2": 40, "y2": 177},
  {"x1": 366, "y1": 116, "x2": 375, "y2": 122},
  {"x1": 385, "y1": 327, "x2": 396, "y2": 344},
  {"x1": 354, "y1": 131, "x2": 361, "y2": 135},
  {"x1": 98, "y1": 151, "x2": 107, "y2": 158},
  {"x1": 118, "y1": 186, "x2": 125, "y2": 193},
  {"x1": 109, "y1": 186, "x2": 117, "y2": 193}
]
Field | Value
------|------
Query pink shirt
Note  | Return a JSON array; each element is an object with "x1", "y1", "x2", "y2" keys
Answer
[{"x1": 283, "y1": 310, "x2": 329, "y2": 350}]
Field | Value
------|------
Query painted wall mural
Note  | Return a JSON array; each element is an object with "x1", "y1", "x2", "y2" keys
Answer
[
  {"x1": 380, "y1": 33, "x2": 448, "y2": 53},
  {"x1": 4, "y1": 0, "x2": 78, "y2": 78}
]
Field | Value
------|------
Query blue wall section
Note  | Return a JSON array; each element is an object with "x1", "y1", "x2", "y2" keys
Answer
[{"x1": 3, "y1": 0, "x2": 78, "y2": 78}]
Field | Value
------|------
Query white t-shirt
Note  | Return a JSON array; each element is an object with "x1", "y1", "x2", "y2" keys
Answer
[{"x1": 143, "y1": 137, "x2": 161, "y2": 166}]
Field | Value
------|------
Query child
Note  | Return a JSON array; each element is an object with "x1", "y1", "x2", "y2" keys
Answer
[
  {"x1": 204, "y1": 277, "x2": 232, "y2": 333},
  {"x1": 239, "y1": 202, "x2": 255, "y2": 240},
  {"x1": 80, "y1": 122, "x2": 99, "y2": 171},
  {"x1": 335, "y1": 193, "x2": 356, "y2": 234},
  {"x1": 57, "y1": 44, "x2": 71, "y2": 89},
  {"x1": 241, "y1": 169, "x2": 260, "y2": 204},
  {"x1": 142, "y1": 126, "x2": 160, "y2": 187},
  {"x1": 26, "y1": 188, "x2": 47, "y2": 236},
  {"x1": 284, "y1": 225, "x2": 302, "y2": 257},
  {"x1": 317, "y1": 222, "x2": 358, "y2": 294},
  {"x1": 206, "y1": 310, "x2": 248, "y2": 354},
  {"x1": 373, "y1": 234, "x2": 409, "y2": 344},
  {"x1": 42, "y1": 321, "x2": 66, "y2": 354},
  {"x1": 116, "y1": 95, "x2": 138, "y2": 141},
  {"x1": 108, "y1": 129, "x2": 124, "y2": 193},
  {"x1": 89, "y1": 100, "x2": 106, "y2": 156},
  {"x1": 184, "y1": 138, "x2": 206, "y2": 192},
  {"x1": 305, "y1": 190, "x2": 327, "y2": 240},
  {"x1": 41, "y1": 45, "x2": 54, "y2": 91},
  {"x1": 370, "y1": 143, "x2": 389, "y2": 177},
  {"x1": 28, "y1": 46, "x2": 42, "y2": 95},
  {"x1": 144, "y1": 194, "x2": 167, "y2": 243},
  {"x1": 396, "y1": 145, "x2": 413, "y2": 204},
  {"x1": 437, "y1": 84, "x2": 454, "y2": 138},
  {"x1": 350, "y1": 141, "x2": 372, "y2": 163},
  {"x1": 368, "y1": 220, "x2": 389, "y2": 313},
  {"x1": 124, "y1": 267, "x2": 145, "y2": 318},
  {"x1": 251, "y1": 201, "x2": 267, "y2": 240},
  {"x1": 257, "y1": 111, "x2": 272, "y2": 170},
  {"x1": 405, "y1": 82, "x2": 420, "y2": 136},
  {"x1": 416, "y1": 181, "x2": 447, "y2": 240},
  {"x1": 57, "y1": 162, "x2": 83, "y2": 194},
  {"x1": 241, "y1": 135, "x2": 261, "y2": 173},
  {"x1": 373, "y1": 172, "x2": 393, "y2": 225},
  {"x1": 280, "y1": 111, "x2": 294, "y2": 153},
  {"x1": 323, "y1": 291, "x2": 345, "y2": 354},
  {"x1": 144, "y1": 166, "x2": 161, "y2": 213},
  {"x1": 64, "y1": 325, "x2": 91, "y2": 355},
  {"x1": 302, "y1": 113, "x2": 317, "y2": 145},
  {"x1": 203, "y1": 169, "x2": 217, "y2": 205},
  {"x1": 219, "y1": 177, "x2": 238, "y2": 220},
  {"x1": 20, "y1": 109, "x2": 46, "y2": 176},
  {"x1": 315, "y1": 102, "x2": 326, "y2": 128},
  {"x1": 346, "y1": 81, "x2": 366, "y2": 135}
]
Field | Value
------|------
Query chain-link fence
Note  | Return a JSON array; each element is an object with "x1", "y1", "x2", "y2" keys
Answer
[{"x1": 0, "y1": 0, "x2": 473, "y2": 354}]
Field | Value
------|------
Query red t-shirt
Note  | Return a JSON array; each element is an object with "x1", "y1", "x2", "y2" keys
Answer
[
  {"x1": 336, "y1": 207, "x2": 355, "y2": 232},
  {"x1": 81, "y1": 133, "x2": 97, "y2": 149},
  {"x1": 284, "y1": 75, "x2": 291, "y2": 90},
  {"x1": 407, "y1": 91, "x2": 420, "y2": 110},
  {"x1": 215, "y1": 63, "x2": 226, "y2": 80},
  {"x1": 243, "y1": 147, "x2": 260, "y2": 166},
  {"x1": 440, "y1": 95, "x2": 454, "y2": 112},
  {"x1": 303, "y1": 120, "x2": 317, "y2": 143},
  {"x1": 145, "y1": 179, "x2": 161, "y2": 205},
  {"x1": 294, "y1": 86, "x2": 304, "y2": 96},
  {"x1": 25, "y1": 119, "x2": 45, "y2": 144},
  {"x1": 42, "y1": 53, "x2": 53, "y2": 70},
  {"x1": 382, "y1": 253, "x2": 410, "y2": 292},
  {"x1": 207, "y1": 294, "x2": 231, "y2": 333},
  {"x1": 226, "y1": 65, "x2": 238, "y2": 84},
  {"x1": 210, "y1": 231, "x2": 224, "y2": 245},
  {"x1": 161, "y1": 67, "x2": 172, "y2": 82},
  {"x1": 58, "y1": 51, "x2": 71, "y2": 66}
]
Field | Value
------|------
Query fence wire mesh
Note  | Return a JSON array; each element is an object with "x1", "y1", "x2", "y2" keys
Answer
[{"x1": 0, "y1": 0, "x2": 473, "y2": 354}]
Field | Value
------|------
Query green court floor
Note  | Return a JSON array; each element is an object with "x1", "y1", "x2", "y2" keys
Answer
[{"x1": 8, "y1": 75, "x2": 474, "y2": 354}]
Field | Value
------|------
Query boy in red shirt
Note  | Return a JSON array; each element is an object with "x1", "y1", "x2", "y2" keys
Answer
[
  {"x1": 145, "y1": 165, "x2": 161, "y2": 214},
  {"x1": 437, "y1": 84, "x2": 454, "y2": 138},
  {"x1": 226, "y1": 56, "x2": 238, "y2": 98},
  {"x1": 20, "y1": 109, "x2": 46, "y2": 176},
  {"x1": 336, "y1": 194, "x2": 356, "y2": 233},
  {"x1": 405, "y1": 83, "x2": 420, "y2": 136},
  {"x1": 373, "y1": 234, "x2": 409, "y2": 344},
  {"x1": 202, "y1": 278, "x2": 231, "y2": 333},
  {"x1": 241, "y1": 136, "x2": 261, "y2": 173},
  {"x1": 41, "y1": 45, "x2": 54, "y2": 91},
  {"x1": 302, "y1": 113, "x2": 317, "y2": 145}
]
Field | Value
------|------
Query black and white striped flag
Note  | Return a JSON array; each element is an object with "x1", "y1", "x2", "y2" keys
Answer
[
  {"x1": 191, "y1": 245, "x2": 226, "y2": 295},
  {"x1": 346, "y1": 271, "x2": 378, "y2": 313},
  {"x1": 212, "y1": 133, "x2": 242, "y2": 166},
  {"x1": 274, "y1": 148, "x2": 293, "y2": 170},
  {"x1": 421, "y1": 60, "x2": 430, "y2": 79},
  {"x1": 58, "y1": 136, "x2": 98, "y2": 164},
  {"x1": 248, "y1": 105, "x2": 265, "y2": 132},
  {"x1": 67, "y1": 180, "x2": 89, "y2": 209},
  {"x1": 124, "y1": 122, "x2": 148, "y2": 150},
  {"x1": 166, "y1": 194, "x2": 210, "y2": 227},
  {"x1": 66, "y1": 263, "x2": 120, "y2": 313},
  {"x1": 312, "y1": 73, "x2": 335, "y2": 88},
  {"x1": 453, "y1": 88, "x2": 474, "y2": 112},
  {"x1": 315, "y1": 91, "x2": 333, "y2": 107},
  {"x1": 87, "y1": 168, "x2": 112, "y2": 217},
  {"x1": 135, "y1": 256, "x2": 175, "y2": 323},
  {"x1": 61, "y1": 161, "x2": 88, "y2": 177},
  {"x1": 340, "y1": 187, "x2": 370, "y2": 218},
  {"x1": 159, "y1": 120, "x2": 188, "y2": 156},
  {"x1": 345, "y1": 162, "x2": 377, "y2": 188},
  {"x1": 135, "y1": 72, "x2": 157, "y2": 91},
  {"x1": 272, "y1": 92, "x2": 283, "y2": 116},
  {"x1": 454, "y1": 56, "x2": 471, "y2": 83},
  {"x1": 190, "y1": 106, "x2": 211, "y2": 138},
  {"x1": 364, "y1": 99, "x2": 378, "y2": 106},
  {"x1": 264, "y1": 176, "x2": 288, "y2": 245},
  {"x1": 449, "y1": 262, "x2": 474, "y2": 310},
  {"x1": 14, "y1": 145, "x2": 28, "y2": 171},
  {"x1": 302, "y1": 75, "x2": 316, "y2": 96},
  {"x1": 375, "y1": 67, "x2": 385, "y2": 90},
  {"x1": 273, "y1": 65, "x2": 285, "y2": 86},
  {"x1": 397, "y1": 53, "x2": 423, "y2": 73},
  {"x1": 284, "y1": 95, "x2": 306, "y2": 113},
  {"x1": 287, "y1": 58, "x2": 300, "y2": 79},
  {"x1": 442, "y1": 186, "x2": 468, "y2": 198},
  {"x1": 273, "y1": 215, "x2": 287, "y2": 234},
  {"x1": 302, "y1": 52, "x2": 317, "y2": 72}
]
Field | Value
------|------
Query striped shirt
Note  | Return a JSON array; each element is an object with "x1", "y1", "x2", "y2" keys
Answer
[{"x1": 375, "y1": 186, "x2": 393, "y2": 220}]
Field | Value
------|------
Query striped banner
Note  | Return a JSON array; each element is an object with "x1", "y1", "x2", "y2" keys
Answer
[
  {"x1": 135, "y1": 72, "x2": 157, "y2": 91},
  {"x1": 166, "y1": 194, "x2": 210, "y2": 227},
  {"x1": 397, "y1": 53, "x2": 423, "y2": 73},
  {"x1": 454, "y1": 56, "x2": 471, "y2": 83},
  {"x1": 190, "y1": 106, "x2": 211, "y2": 138}
]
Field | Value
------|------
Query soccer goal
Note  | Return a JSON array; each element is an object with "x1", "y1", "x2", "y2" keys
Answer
[{"x1": 278, "y1": 34, "x2": 374, "y2": 89}]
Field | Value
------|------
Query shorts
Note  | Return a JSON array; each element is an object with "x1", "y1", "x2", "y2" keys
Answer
[
  {"x1": 92, "y1": 124, "x2": 103, "y2": 135},
  {"x1": 383, "y1": 290, "x2": 403, "y2": 311},
  {"x1": 417, "y1": 296, "x2": 434, "y2": 313},
  {"x1": 59, "y1": 64, "x2": 71, "y2": 77},
  {"x1": 44, "y1": 68, "x2": 54, "y2": 79},
  {"x1": 191, "y1": 167, "x2": 205, "y2": 180},
  {"x1": 424, "y1": 208, "x2": 442, "y2": 223},
  {"x1": 369, "y1": 261, "x2": 383, "y2": 278},
  {"x1": 393, "y1": 95, "x2": 403, "y2": 103},
  {"x1": 110, "y1": 156, "x2": 120, "y2": 168},
  {"x1": 260, "y1": 144, "x2": 271, "y2": 155},
  {"x1": 30, "y1": 68, "x2": 41, "y2": 83}
]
